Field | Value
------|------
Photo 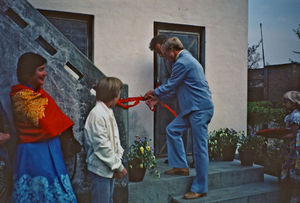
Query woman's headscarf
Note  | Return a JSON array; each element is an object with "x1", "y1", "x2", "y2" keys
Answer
[{"x1": 283, "y1": 91, "x2": 300, "y2": 105}]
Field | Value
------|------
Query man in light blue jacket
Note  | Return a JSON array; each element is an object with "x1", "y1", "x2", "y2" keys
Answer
[
  {"x1": 145, "y1": 37, "x2": 214, "y2": 199},
  {"x1": 149, "y1": 35, "x2": 193, "y2": 166}
]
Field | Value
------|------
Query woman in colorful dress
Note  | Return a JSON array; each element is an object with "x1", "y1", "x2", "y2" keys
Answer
[
  {"x1": 10, "y1": 52, "x2": 77, "y2": 202},
  {"x1": 281, "y1": 91, "x2": 300, "y2": 203}
]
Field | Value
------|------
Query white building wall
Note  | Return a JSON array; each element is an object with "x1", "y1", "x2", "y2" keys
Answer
[{"x1": 28, "y1": 0, "x2": 248, "y2": 144}]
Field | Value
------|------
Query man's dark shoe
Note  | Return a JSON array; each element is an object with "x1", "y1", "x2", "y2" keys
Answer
[
  {"x1": 164, "y1": 168, "x2": 189, "y2": 176},
  {"x1": 184, "y1": 191, "x2": 207, "y2": 199}
]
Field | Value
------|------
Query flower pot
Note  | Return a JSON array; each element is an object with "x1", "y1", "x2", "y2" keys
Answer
[
  {"x1": 239, "y1": 149, "x2": 255, "y2": 166},
  {"x1": 222, "y1": 144, "x2": 237, "y2": 161},
  {"x1": 129, "y1": 166, "x2": 146, "y2": 182}
]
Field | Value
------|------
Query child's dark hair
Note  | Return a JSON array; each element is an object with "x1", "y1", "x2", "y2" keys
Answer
[
  {"x1": 17, "y1": 52, "x2": 47, "y2": 84},
  {"x1": 95, "y1": 77, "x2": 123, "y2": 102}
]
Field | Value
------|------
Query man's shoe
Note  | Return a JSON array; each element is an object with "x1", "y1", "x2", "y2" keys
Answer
[
  {"x1": 164, "y1": 168, "x2": 189, "y2": 176},
  {"x1": 184, "y1": 191, "x2": 207, "y2": 199}
]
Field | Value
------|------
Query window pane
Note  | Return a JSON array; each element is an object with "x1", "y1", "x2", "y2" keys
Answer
[{"x1": 158, "y1": 31, "x2": 199, "y2": 60}]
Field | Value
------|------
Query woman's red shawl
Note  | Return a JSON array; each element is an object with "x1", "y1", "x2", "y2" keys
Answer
[{"x1": 10, "y1": 84, "x2": 74, "y2": 143}]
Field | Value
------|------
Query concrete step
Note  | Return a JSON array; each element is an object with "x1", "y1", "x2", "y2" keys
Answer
[
  {"x1": 170, "y1": 174, "x2": 283, "y2": 203},
  {"x1": 128, "y1": 158, "x2": 265, "y2": 203}
]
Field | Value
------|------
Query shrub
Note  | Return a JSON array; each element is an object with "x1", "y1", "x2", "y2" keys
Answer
[
  {"x1": 208, "y1": 128, "x2": 242, "y2": 160},
  {"x1": 248, "y1": 101, "x2": 286, "y2": 128}
]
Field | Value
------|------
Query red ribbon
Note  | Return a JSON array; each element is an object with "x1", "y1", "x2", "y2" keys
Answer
[
  {"x1": 116, "y1": 97, "x2": 145, "y2": 109},
  {"x1": 158, "y1": 102, "x2": 177, "y2": 117},
  {"x1": 117, "y1": 97, "x2": 177, "y2": 117}
]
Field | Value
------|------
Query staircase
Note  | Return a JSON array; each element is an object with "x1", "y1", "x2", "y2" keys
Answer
[{"x1": 128, "y1": 158, "x2": 286, "y2": 203}]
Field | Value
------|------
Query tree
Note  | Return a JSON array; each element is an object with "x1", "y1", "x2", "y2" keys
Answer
[{"x1": 248, "y1": 41, "x2": 262, "y2": 69}]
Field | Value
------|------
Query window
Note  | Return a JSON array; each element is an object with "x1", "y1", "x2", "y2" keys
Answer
[{"x1": 39, "y1": 10, "x2": 94, "y2": 61}]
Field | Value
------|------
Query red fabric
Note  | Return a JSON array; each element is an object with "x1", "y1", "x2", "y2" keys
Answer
[
  {"x1": 116, "y1": 97, "x2": 145, "y2": 109},
  {"x1": 256, "y1": 128, "x2": 290, "y2": 139},
  {"x1": 116, "y1": 96, "x2": 177, "y2": 117},
  {"x1": 10, "y1": 85, "x2": 74, "y2": 143},
  {"x1": 158, "y1": 102, "x2": 177, "y2": 117}
]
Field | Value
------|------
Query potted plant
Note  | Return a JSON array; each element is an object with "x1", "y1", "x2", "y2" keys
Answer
[
  {"x1": 238, "y1": 130, "x2": 264, "y2": 166},
  {"x1": 126, "y1": 136, "x2": 160, "y2": 182},
  {"x1": 219, "y1": 128, "x2": 240, "y2": 161},
  {"x1": 263, "y1": 139, "x2": 284, "y2": 177},
  {"x1": 208, "y1": 132, "x2": 221, "y2": 161},
  {"x1": 208, "y1": 128, "x2": 242, "y2": 161}
]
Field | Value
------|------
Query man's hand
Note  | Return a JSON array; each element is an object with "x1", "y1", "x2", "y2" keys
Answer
[
  {"x1": 0, "y1": 133, "x2": 10, "y2": 144},
  {"x1": 144, "y1": 89, "x2": 155, "y2": 100},
  {"x1": 146, "y1": 96, "x2": 159, "y2": 109},
  {"x1": 113, "y1": 167, "x2": 127, "y2": 179}
]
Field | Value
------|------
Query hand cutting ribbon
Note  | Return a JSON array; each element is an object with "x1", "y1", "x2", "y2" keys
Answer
[{"x1": 116, "y1": 96, "x2": 177, "y2": 117}]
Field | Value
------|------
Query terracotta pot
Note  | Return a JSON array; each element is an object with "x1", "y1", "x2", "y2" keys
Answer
[
  {"x1": 128, "y1": 166, "x2": 146, "y2": 182},
  {"x1": 222, "y1": 144, "x2": 237, "y2": 161},
  {"x1": 239, "y1": 149, "x2": 255, "y2": 166}
]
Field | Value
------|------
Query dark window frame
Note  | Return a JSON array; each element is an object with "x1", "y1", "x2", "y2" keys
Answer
[
  {"x1": 154, "y1": 22, "x2": 205, "y2": 87},
  {"x1": 39, "y1": 9, "x2": 94, "y2": 61}
]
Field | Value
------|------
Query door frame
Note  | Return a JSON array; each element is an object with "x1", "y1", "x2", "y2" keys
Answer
[{"x1": 153, "y1": 22, "x2": 206, "y2": 156}]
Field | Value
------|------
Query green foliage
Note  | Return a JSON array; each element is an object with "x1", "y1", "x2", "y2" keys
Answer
[
  {"x1": 247, "y1": 101, "x2": 286, "y2": 175},
  {"x1": 265, "y1": 139, "x2": 284, "y2": 164},
  {"x1": 217, "y1": 128, "x2": 240, "y2": 146},
  {"x1": 126, "y1": 136, "x2": 160, "y2": 178},
  {"x1": 238, "y1": 130, "x2": 266, "y2": 153},
  {"x1": 262, "y1": 139, "x2": 284, "y2": 176},
  {"x1": 208, "y1": 133, "x2": 221, "y2": 160},
  {"x1": 208, "y1": 128, "x2": 242, "y2": 160},
  {"x1": 247, "y1": 101, "x2": 286, "y2": 127}
]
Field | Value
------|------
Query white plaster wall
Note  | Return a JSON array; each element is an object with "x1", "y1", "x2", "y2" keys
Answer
[{"x1": 28, "y1": 0, "x2": 248, "y2": 143}]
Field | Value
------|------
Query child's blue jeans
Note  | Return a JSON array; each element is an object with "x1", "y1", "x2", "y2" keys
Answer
[{"x1": 89, "y1": 171, "x2": 115, "y2": 203}]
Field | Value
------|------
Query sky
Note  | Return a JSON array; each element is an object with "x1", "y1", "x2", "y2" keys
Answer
[{"x1": 248, "y1": 0, "x2": 300, "y2": 67}]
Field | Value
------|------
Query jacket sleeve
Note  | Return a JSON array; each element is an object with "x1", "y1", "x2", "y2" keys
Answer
[
  {"x1": 159, "y1": 89, "x2": 176, "y2": 103},
  {"x1": 89, "y1": 114, "x2": 124, "y2": 172},
  {"x1": 154, "y1": 61, "x2": 188, "y2": 98}
]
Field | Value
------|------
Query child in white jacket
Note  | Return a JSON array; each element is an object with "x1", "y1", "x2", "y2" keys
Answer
[{"x1": 84, "y1": 77, "x2": 127, "y2": 203}]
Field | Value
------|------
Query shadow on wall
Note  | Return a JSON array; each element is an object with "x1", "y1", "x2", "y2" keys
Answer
[{"x1": 129, "y1": 110, "x2": 149, "y2": 145}]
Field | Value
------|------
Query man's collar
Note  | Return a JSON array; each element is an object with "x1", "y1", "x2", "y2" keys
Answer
[{"x1": 175, "y1": 50, "x2": 184, "y2": 61}]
